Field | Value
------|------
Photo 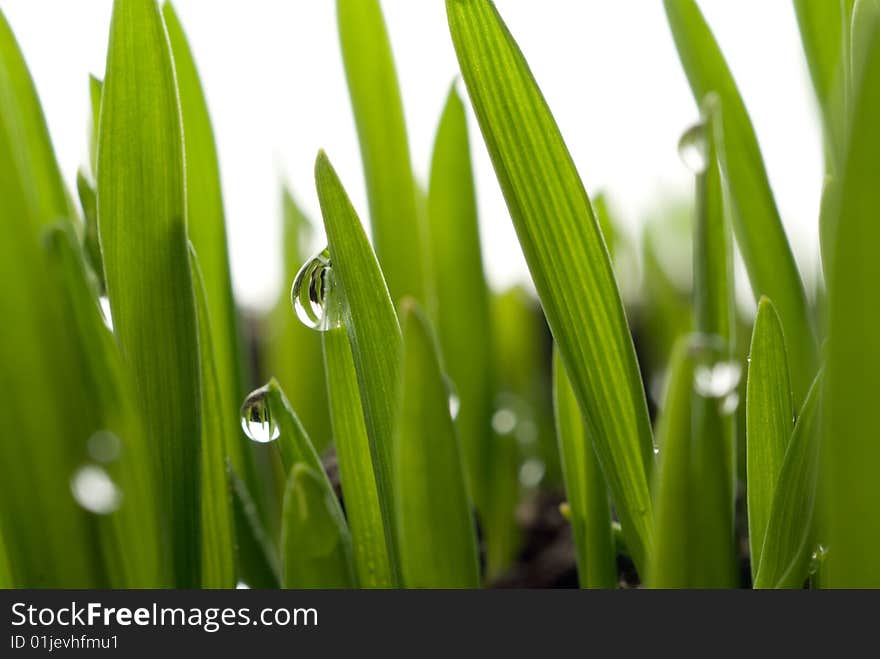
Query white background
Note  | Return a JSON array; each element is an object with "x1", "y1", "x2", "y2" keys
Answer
[{"x1": 1, "y1": 0, "x2": 823, "y2": 310}]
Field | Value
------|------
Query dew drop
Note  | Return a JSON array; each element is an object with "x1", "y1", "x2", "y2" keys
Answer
[
  {"x1": 236, "y1": 581, "x2": 251, "y2": 590},
  {"x1": 678, "y1": 123, "x2": 708, "y2": 174},
  {"x1": 443, "y1": 375, "x2": 460, "y2": 421},
  {"x1": 694, "y1": 361, "x2": 742, "y2": 399},
  {"x1": 87, "y1": 430, "x2": 121, "y2": 463},
  {"x1": 519, "y1": 458, "x2": 546, "y2": 488},
  {"x1": 99, "y1": 294, "x2": 113, "y2": 331},
  {"x1": 720, "y1": 392, "x2": 740, "y2": 416},
  {"x1": 653, "y1": 445, "x2": 660, "y2": 456},
  {"x1": 809, "y1": 544, "x2": 829, "y2": 575},
  {"x1": 291, "y1": 248, "x2": 342, "y2": 332},
  {"x1": 240, "y1": 387, "x2": 279, "y2": 443},
  {"x1": 492, "y1": 408, "x2": 517, "y2": 435},
  {"x1": 71, "y1": 465, "x2": 121, "y2": 514}
]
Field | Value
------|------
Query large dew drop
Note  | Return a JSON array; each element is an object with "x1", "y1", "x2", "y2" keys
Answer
[
  {"x1": 240, "y1": 386, "x2": 280, "y2": 443},
  {"x1": 71, "y1": 465, "x2": 122, "y2": 515},
  {"x1": 678, "y1": 122, "x2": 708, "y2": 174},
  {"x1": 291, "y1": 248, "x2": 342, "y2": 332}
]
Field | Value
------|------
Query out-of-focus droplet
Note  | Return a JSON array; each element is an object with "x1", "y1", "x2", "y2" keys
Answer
[
  {"x1": 87, "y1": 430, "x2": 121, "y2": 463},
  {"x1": 236, "y1": 581, "x2": 250, "y2": 589},
  {"x1": 99, "y1": 294, "x2": 113, "y2": 331},
  {"x1": 291, "y1": 248, "x2": 342, "y2": 332},
  {"x1": 678, "y1": 122, "x2": 708, "y2": 174},
  {"x1": 519, "y1": 458, "x2": 545, "y2": 488},
  {"x1": 492, "y1": 408, "x2": 517, "y2": 435},
  {"x1": 71, "y1": 465, "x2": 121, "y2": 514},
  {"x1": 443, "y1": 375, "x2": 460, "y2": 421},
  {"x1": 240, "y1": 386, "x2": 279, "y2": 443},
  {"x1": 694, "y1": 361, "x2": 742, "y2": 399}
]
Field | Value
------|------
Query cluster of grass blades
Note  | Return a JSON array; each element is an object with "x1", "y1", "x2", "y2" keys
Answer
[{"x1": 0, "y1": 0, "x2": 878, "y2": 589}]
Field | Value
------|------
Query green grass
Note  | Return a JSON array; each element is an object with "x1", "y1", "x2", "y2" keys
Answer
[{"x1": 1, "y1": 0, "x2": 878, "y2": 589}]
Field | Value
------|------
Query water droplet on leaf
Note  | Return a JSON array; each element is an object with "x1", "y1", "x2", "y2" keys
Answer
[
  {"x1": 71, "y1": 465, "x2": 121, "y2": 514},
  {"x1": 809, "y1": 544, "x2": 829, "y2": 575},
  {"x1": 291, "y1": 248, "x2": 342, "y2": 332},
  {"x1": 678, "y1": 123, "x2": 708, "y2": 174},
  {"x1": 99, "y1": 294, "x2": 113, "y2": 331},
  {"x1": 443, "y1": 375, "x2": 460, "y2": 420},
  {"x1": 240, "y1": 387, "x2": 279, "y2": 443}
]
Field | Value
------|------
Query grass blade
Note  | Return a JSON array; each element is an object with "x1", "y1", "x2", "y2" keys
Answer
[
  {"x1": 0, "y1": 528, "x2": 11, "y2": 588},
  {"x1": 189, "y1": 245, "x2": 235, "y2": 588},
  {"x1": 692, "y1": 95, "x2": 737, "y2": 504},
  {"x1": 0, "y1": 10, "x2": 122, "y2": 587},
  {"x1": 793, "y1": 0, "x2": 848, "y2": 168},
  {"x1": 649, "y1": 337, "x2": 737, "y2": 588},
  {"x1": 164, "y1": 3, "x2": 250, "y2": 480},
  {"x1": 395, "y1": 302, "x2": 480, "y2": 588},
  {"x1": 648, "y1": 340, "x2": 696, "y2": 587},
  {"x1": 97, "y1": 0, "x2": 201, "y2": 587},
  {"x1": 427, "y1": 84, "x2": 494, "y2": 513},
  {"x1": 314, "y1": 150, "x2": 403, "y2": 581},
  {"x1": 337, "y1": 0, "x2": 427, "y2": 303},
  {"x1": 447, "y1": 0, "x2": 654, "y2": 573},
  {"x1": 323, "y1": 328, "x2": 394, "y2": 587},
  {"x1": 746, "y1": 297, "x2": 794, "y2": 580},
  {"x1": 753, "y1": 372, "x2": 822, "y2": 589},
  {"x1": 228, "y1": 465, "x2": 281, "y2": 588},
  {"x1": 88, "y1": 74, "x2": 102, "y2": 178},
  {"x1": 825, "y1": 15, "x2": 880, "y2": 587},
  {"x1": 0, "y1": 8, "x2": 73, "y2": 227},
  {"x1": 553, "y1": 349, "x2": 616, "y2": 589},
  {"x1": 664, "y1": 0, "x2": 817, "y2": 406},
  {"x1": 281, "y1": 463, "x2": 356, "y2": 588}
]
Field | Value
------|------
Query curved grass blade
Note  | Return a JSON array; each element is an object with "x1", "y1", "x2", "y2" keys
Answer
[
  {"x1": 664, "y1": 0, "x2": 817, "y2": 407},
  {"x1": 395, "y1": 302, "x2": 480, "y2": 588},
  {"x1": 314, "y1": 150, "x2": 402, "y2": 579},
  {"x1": 323, "y1": 328, "x2": 394, "y2": 587},
  {"x1": 76, "y1": 167, "x2": 105, "y2": 288},
  {"x1": 649, "y1": 337, "x2": 737, "y2": 588},
  {"x1": 164, "y1": 3, "x2": 250, "y2": 482},
  {"x1": 692, "y1": 95, "x2": 737, "y2": 507},
  {"x1": 97, "y1": 0, "x2": 201, "y2": 587},
  {"x1": 0, "y1": 8, "x2": 73, "y2": 227},
  {"x1": 825, "y1": 16, "x2": 880, "y2": 587},
  {"x1": 427, "y1": 84, "x2": 494, "y2": 513},
  {"x1": 553, "y1": 349, "x2": 616, "y2": 589},
  {"x1": 281, "y1": 463, "x2": 356, "y2": 588},
  {"x1": 447, "y1": 0, "x2": 653, "y2": 573},
  {"x1": 228, "y1": 464, "x2": 281, "y2": 588},
  {"x1": 746, "y1": 297, "x2": 794, "y2": 580},
  {"x1": 337, "y1": 0, "x2": 427, "y2": 303},
  {"x1": 266, "y1": 188, "x2": 331, "y2": 450},
  {"x1": 44, "y1": 223, "x2": 166, "y2": 587},
  {"x1": 261, "y1": 379, "x2": 327, "y2": 479},
  {"x1": 754, "y1": 372, "x2": 822, "y2": 589},
  {"x1": 189, "y1": 244, "x2": 235, "y2": 588}
]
